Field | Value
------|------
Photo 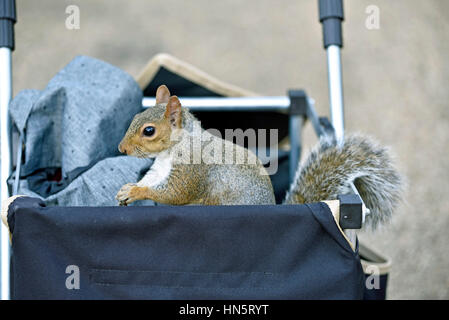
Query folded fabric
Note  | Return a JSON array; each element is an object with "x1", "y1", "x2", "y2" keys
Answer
[{"x1": 9, "y1": 55, "x2": 154, "y2": 206}]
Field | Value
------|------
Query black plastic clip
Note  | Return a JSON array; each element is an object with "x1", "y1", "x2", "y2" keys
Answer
[
  {"x1": 0, "y1": 0, "x2": 16, "y2": 50},
  {"x1": 288, "y1": 89, "x2": 308, "y2": 116},
  {"x1": 337, "y1": 194, "x2": 362, "y2": 229},
  {"x1": 318, "y1": 0, "x2": 344, "y2": 48}
]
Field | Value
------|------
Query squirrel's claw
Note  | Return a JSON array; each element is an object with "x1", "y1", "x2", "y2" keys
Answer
[{"x1": 116, "y1": 183, "x2": 138, "y2": 206}]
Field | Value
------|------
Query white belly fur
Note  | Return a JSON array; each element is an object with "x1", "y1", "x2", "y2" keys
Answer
[{"x1": 137, "y1": 151, "x2": 172, "y2": 188}]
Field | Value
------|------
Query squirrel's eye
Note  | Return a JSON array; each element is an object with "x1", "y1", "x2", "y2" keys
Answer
[{"x1": 143, "y1": 126, "x2": 156, "y2": 137}]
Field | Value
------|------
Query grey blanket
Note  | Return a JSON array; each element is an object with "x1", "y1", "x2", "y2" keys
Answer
[{"x1": 9, "y1": 56, "x2": 154, "y2": 206}]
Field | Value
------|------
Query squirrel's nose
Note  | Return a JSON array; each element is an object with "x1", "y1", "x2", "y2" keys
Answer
[{"x1": 118, "y1": 142, "x2": 128, "y2": 154}]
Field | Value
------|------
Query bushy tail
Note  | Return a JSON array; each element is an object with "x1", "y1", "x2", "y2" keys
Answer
[{"x1": 284, "y1": 134, "x2": 404, "y2": 230}]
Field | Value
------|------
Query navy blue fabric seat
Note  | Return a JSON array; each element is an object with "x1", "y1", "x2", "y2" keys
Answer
[{"x1": 7, "y1": 197, "x2": 364, "y2": 300}]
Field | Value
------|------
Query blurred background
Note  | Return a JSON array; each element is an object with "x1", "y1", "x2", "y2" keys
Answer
[{"x1": 11, "y1": 0, "x2": 449, "y2": 299}]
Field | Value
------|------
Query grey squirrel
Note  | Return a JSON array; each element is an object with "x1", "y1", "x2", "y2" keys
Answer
[{"x1": 116, "y1": 85, "x2": 404, "y2": 229}]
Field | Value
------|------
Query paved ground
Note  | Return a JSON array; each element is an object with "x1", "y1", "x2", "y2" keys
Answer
[{"x1": 10, "y1": 0, "x2": 449, "y2": 299}]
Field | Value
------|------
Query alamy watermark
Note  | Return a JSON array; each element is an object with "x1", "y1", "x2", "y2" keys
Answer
[
  {"x1": 365, "y1": 264, "x2": 380, "y2": 290},
  {"x1": 65, "y1": 5, "x2": 80, "y2": 30},
  {"x1": 163, "y1": 122, "x2": 279, "y2": 175},
  {"x1": 365, "y1": 5, "x2": 380, "y2": 30},
  {"x1": 65, "y1": 265, "x2": 80, "y2": 290}
]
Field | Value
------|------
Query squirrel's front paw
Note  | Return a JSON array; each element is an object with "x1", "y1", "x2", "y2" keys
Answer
[{"x1": 116, "y1": 183, "x2": 148, "y2": 206}]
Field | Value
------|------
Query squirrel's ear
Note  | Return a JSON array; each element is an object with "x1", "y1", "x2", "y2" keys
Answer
[
  {"x1": 155, "y1": 85, "x2": 171, "y2": 104},
  {"x1": 164, "y1": 96, "x2": 182, "y2": 128}
]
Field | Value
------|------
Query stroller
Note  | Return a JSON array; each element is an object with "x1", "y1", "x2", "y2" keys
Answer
[{"x1": 0, "y1": 0, "x2": 390, "y2": 299}]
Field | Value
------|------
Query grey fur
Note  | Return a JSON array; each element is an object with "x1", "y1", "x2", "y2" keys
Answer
[
  {"x1": 118, "y1": 104, "x2": 276, "y2": 206},
  {"x1": 284, "y1": 134, "x2": 404, "y2": 230}
]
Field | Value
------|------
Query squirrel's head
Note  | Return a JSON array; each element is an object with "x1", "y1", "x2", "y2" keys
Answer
[{"x1": 118, "y1": 85, "x2": 183, "y2": 158}]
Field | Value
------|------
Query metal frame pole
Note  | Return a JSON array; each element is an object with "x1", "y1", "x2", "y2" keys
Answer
[
  {"x1": 326, "y1": 45, "x2": 344, "y2": 144},
  {"x1": 318, "y1": 0, "x2": 345, "y2": 145},
  {"x1": 319, "y1": 0, "x2": 360, "y2": 242},
  {"x1": 142, "y1": 96, "x2": 291, "y2": 112},
  {"x1": 0, "y1": 47, "x2": 12, "y2": 300},
  {"x1": 288, "y1": 115, "x2": 303, "y2": 183},
  {"x1": 0, "y1": 0, "x2": 16, "y2": 300}
]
